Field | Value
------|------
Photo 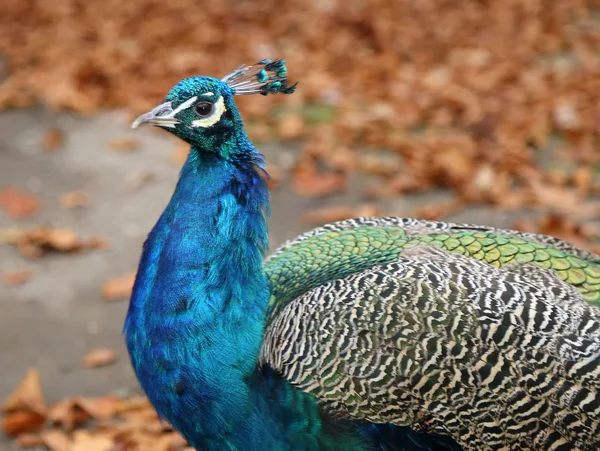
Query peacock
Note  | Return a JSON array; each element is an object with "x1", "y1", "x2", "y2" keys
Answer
[{"x1": 124, "y1": 59, "x2": 600, "y2": 451}]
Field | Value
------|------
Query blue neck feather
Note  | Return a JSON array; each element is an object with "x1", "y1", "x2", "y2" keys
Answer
[{"x1": 124, "y1": 136, "x2": 369, "y2": 450}]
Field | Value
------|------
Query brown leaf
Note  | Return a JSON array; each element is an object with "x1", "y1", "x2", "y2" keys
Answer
[
  {"x1": 2, "y1": 368, "x2": 45, "y2": 414},
  {"x1": 0, "y1": 187, "x2": 40, "y2": 219},
  {"x1": 59, "y1": 191, "x2": 90, "y2": 209},
  {"x1": 71, "y1": 431, "x2": 113, "y2": 451},
  {"x1": 102, "y1": 272, "x2": 136, "y2": 301},
  {"x1": 47, "y1": 398, "x2": 89, "y2": 431},
  {"x1": 109, "y1": 137, "x2": 140, "y2": 152},
  {"x1": 411, "y1": 198, "x2": 465, "y2": 221},
  {"x1": 301, "y1": 206, "x2": 354, "y2": 225},
  {"x1": 292, "y1": 166, "x2": 346, "y2": 198},
  {"x1": 82, "y1": 348, "x2": 118, "y2": 368},
  {"x1": 572, "y1": 167, "x2": 594, "y2": 196},
  {"x1": 113, "y1": 395, "x2": 152, "y2": 415},
  {"x1": 13, "y1": 226, "x2": 103, "y2": 258},
  {"x1": 169, "y1": 433, "x2": 189, "y2": 450},
  {"x1": 2, "y1": 269, "x2": 32, "y2": 286},
  {"x1": 41, "y1": 429, "x2": 71, "y2": 451},
  {"x1": 15, "y1": 432, "x2": 45, "y2": 447},
  {"x1": 2, "y1": 411, "x2": 46, "y2": 436},
  {"x1": 43, "y1": 129, "x2": 65, "y2": 152},
  {"x1": 74, "y1": 396, "x2": 120, "y2": 420},
  {"x1": 277, "y1": 114, "x2": 305, "y2": 141}
]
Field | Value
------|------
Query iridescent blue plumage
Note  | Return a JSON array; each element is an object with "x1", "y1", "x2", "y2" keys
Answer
[{"x1": 124, "y1": 61, "x2": 462, "y2": 451}]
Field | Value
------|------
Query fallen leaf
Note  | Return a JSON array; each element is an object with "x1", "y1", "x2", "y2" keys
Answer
[
  {"x1": 301, "y1": 206, "x2": 354, "y2": 225},
  {"x1": 113, "y1": 396, "x2": 152, "y2": 415},
  {"x1": 292, "y1": 166, "x2": 346, "y2": 198},
  {"x1": 12, "y1": 226, "x2": 103, "y2": 258},
  {"x1": 2, "y1": 269, "x2": 32, "y2": 286},
  {"x1": 2, "y1": 368, "x2": 45, "y2": 414},
  {"x1": 59, "y1": 191, "x2": 90, "y2": 209},
  {"x1": 74, "y1": 396, "x2": 120, "y2": 420},
  {"x1": 71, "y1": 430, "x2": 113, "y2": 451},
  {"x1": 572, "y1": 167, "x2": 594, "y2": 196},
  {"x1": 109, "y1": 137, "x2": 140, "y2": 152},
  {"x1": 102, "y1": 272, "x2": 136, "y2": 301},
  {"x1": 277, "y1": 114, "x2": 305, "y2": 140},
  {"x1": 411, "y1": 198, "x2": 465, "y2": 221},
  {"x1": 0, "y1": 187, "x2": 40, "y2": 219},
  {"x1": 41, "y1": 429, "x2": 71, "y2": 451},
  {"x1": 82, "y1": 348, "x2": 118, "y2": 368},
  {"x1": 15, "y1": 432, "x2": 45, "y2": 447},
  {"x1": 1, "y1": 411, "x2": 46, "y2": 436},
  {"x1": 43, "y1": 129, "x2": 65, "y2": 152},
  {"x1": 47, "y1": 398, "x2": 89, "y2": 431}
]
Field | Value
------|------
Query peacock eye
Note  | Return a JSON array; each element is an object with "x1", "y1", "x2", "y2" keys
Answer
[{"x1": 194, "y1": 102, "x2": 214, "y2": 117}]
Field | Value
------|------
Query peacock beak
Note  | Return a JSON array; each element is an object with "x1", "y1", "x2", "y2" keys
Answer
[{"x1": 131, "y1": 102, "x2": 180, "y2": 129}]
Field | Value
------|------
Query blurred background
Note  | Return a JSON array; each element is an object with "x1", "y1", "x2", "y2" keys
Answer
[{"x1": 1, "y1": 0, "x2": 599, "y2": 449}]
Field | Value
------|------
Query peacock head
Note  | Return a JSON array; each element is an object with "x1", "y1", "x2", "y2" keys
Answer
[{"x1": 131, "y1": 59, "x2": 296, "y2": 154}]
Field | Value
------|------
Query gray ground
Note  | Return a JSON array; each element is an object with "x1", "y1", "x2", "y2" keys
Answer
[{"x1": 0, "y1": 109, "x2": 523, "y2": 449}]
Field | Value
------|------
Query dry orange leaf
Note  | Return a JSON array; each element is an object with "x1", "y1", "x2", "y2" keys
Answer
[
  {"x1": 278, "y1": 114, "x2": 305, "y2": 140},
  {"x1": 2, "y1": 368, "x2": 45, "y2": 414},
  {"x1": 0, "y1": 187, "x2": 40, "y2": 219},
  {"x1": 12, "y1": 226, "x2": 104, "y2": 259},
  {"x1": 43, "y1": 128, "x2": 65, "y2": 152},
  {"x1": 109, "y1": 137, "x2": 140, "y2": 152},
  {"x1": 2, "y1": 410, "x2": 46, "y2": 436},
  {"x1": 41, "y1": 429, "x2": 71, "y2": 451},
  {"x1": 82, "y1": 348, "x2": 118, "y2": 368},
  {"x1": 411, "y1": 198, "x2": 465, "y2": 221},
  {"x1": 71, "y1": 431, "x2": 113, "y2": 451},
  {"x1": 102, "y1": 272, "x2": 136, "y2": 301},
  {"x1": 2, "y1": 269, "x2": 32, "y2": 286},
  {"x1": 59, "y1": 191, "x2": 90, "y2": 209},
  {"x1": 47, "y1": 398, "x2": 89, "y2": 431},
  {"x1": 113, "y1": 395, "x2": 152, "y2": 415},
  {"x1": 572, "y1": 167, "x2": 594, "y2": 196},
  {"x1": 292, "y1": 170, "x2": 347, "y2": 198},
  {"x1": 301, "y1": 206, "x2": 354, "y2": 225},
  {"x1": 15, "y1": 432, "x2": 45, "y2": 447},
  {"x1": 74, "y1": 396, "x2": 121, "y2": 420}
]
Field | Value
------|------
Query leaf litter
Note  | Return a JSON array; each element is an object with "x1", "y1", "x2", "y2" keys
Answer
[{"x1": 2, "y1": 370, "x2": 191, "y2": 450}]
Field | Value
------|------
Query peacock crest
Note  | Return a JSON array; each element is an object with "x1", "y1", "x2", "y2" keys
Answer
[{"x1": 222, "y1": 59, "x2": 298, "y2": 96}]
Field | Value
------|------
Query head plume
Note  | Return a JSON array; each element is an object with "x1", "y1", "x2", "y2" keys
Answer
[{"x1": 222, "y1": 59, "x2": 298, "y2": 96}]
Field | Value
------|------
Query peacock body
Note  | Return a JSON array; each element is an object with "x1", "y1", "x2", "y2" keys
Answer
[{"x1": 124, "y1": 60, "x2": 600, "y2": 451}]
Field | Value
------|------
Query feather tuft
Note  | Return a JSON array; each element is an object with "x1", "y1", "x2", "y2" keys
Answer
[{"x1": 222, "y1": 59, "x2": 297, "y2": 96}]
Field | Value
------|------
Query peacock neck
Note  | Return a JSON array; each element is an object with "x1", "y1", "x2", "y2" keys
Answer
[
  {"x1": 125, "y1": 144, "x2": 367, "y2": 450},
  {"x1": 125, "y1": 145, "x2": 273, "y2": 446}
]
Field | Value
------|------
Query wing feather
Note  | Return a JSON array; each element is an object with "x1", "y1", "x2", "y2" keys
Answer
[{"x1": 261, "y1": 245, "x2": 600, "y2": 450}]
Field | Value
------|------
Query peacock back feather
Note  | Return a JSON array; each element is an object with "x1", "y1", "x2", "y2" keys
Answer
[{"x1": 261, "y1": 217, "x2": 600, "y2": 450}]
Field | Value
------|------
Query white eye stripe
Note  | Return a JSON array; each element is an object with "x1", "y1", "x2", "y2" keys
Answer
[
  {"x1": 172, "y1": 96, "x2": 197, "y2": 115},
  {"x1": 191, "y1": 96, "x2": 227, "y2": 128}
]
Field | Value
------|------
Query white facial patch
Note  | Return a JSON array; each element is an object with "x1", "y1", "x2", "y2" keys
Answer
[
  {"x1": 191, "y1": 96, "x2": 227, "y2": 128},
  {"x1": 172, "y1": 96, "x2": 198, "y2": 115}
]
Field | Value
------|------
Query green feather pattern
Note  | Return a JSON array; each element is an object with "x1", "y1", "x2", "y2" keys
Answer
[{"x1": 260, "y1": 217, "x2": 600, "y2": 451}]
